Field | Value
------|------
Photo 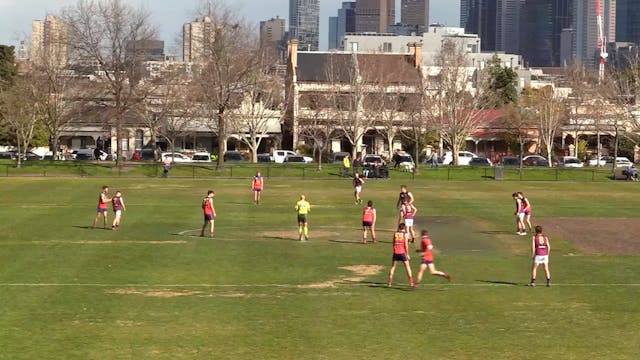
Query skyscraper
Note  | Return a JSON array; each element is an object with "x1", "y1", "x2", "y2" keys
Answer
[
  {"x1": 460, "y1": 0, "x2": 498, "y2": 51},
  {"x1": 261, "y1": 16, "x2": 287, "y2": 59},
  {"x1": 183, "y1": 16, "x2": 214, "y2": 63},
  {"x1": 573, "y1": 0, "x2": 615, "y2": 67},
  {"x1": 329, "y1": 1, "x2": 357, "y2": 50},
  {"x1": 355, "y1": 0, "x2": 396, "y2": 33},
  {"x1": 31, "y1": 15, "x2": 68, "y2": 66},
  {"x1": 290, "y1": 0, "x2": 320, "y2": 51},
  {"x1": 617, "y1": 0, "x2": 640, "y2": 45},
  {"x1": 495, "y1": 0, "x2": 522, "y2": 54},
  {"x1": 401, "y1": 0, "x2": 429, "y2": 33},
  {"x1": 520, "y1": 0, "x2": 573, "y2": 67}
]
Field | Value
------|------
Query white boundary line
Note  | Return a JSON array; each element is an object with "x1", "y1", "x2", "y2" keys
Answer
[{"x1": 1, "y1": 283, "x2": 640, "y2": 288}]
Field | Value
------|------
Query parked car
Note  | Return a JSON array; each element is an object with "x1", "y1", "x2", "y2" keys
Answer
[
  {"x1": 284, "y1": 155, "x2": 307, "y2": 163},
  {"x1": 395, "y1": 152, "x2": 415, "y2": 171},
  {"x1": 613, "y1": 157, "x2": 632, "y2": 168},
  {"x1": 161, "y1": 152, "x2": 192, "y2": 163},
  {"x1": 223, "y1": 151, "x2": 246, "y2": 162},
  {"x1": 191, "y1": 152, "x2": 212, "y2": 163},
  {"x1": 362, "y1": 154, "x2": 386, "y2": 167},
  {"x1": 139, "y1": 149, "x2": 158, "y2": 161},
  {"x1": 331, "y1": 151, "x2": 350, "y2": 163},
  {"x1": 442, "y1": 151, "x2": 478, "y2": 165},
  {"x1": 0, "y1": 152, "x2": 14, "y2": 160},
  {"x1": 272, "y1": 150, "x2": 313, "y2": 164},
  {"x1": 500, "y1": 156, "x2": 520, "y2": 167},
  {"x1": 560, "y1": 156, "x2": 584, "y2": 168},
  {"x1": 587, "y1": 155, "x2": 610, "y2": 167},
  {"x1": 469, "y1": 157, "x2": 493, "y2": 166},
  {"x1": 257, "y1": 153, "x2": 272, "y2": 163},
  {"x1": 522, "y1": 155, "x2": 549, "y2": 167}
]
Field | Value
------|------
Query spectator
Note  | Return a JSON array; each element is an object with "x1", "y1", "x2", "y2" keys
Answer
[
  {"x1": 623, "y1": 164, "x2": 638, "y2": 181},
  {"x1": 162, "y1": 156, "x2": 171, "y2": 178},
  {"x1": 392, "y1": 150, "x2": 400, "y2": 169},
  {"x1": 431, "y1": 152, "x2": 439, "y2": 168},
  {"x1": 131, "y1": 152, "x2": 140, "y2": 161},
  {"x1": 342, "y1": 154, "x2": 351, "y2": 177},
  {"x1": 353, "y1": 154, "x2": 362, "y2": 176}
]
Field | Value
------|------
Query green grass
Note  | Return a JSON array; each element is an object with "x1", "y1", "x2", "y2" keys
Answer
[{"x1": 1, "y1": 178, "x2": 639, "y2": 359}]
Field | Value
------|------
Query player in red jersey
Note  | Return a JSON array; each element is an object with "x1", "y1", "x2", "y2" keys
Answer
[
  {"x1": 400, "y1": 200, "x2": 417, "y2": 242},
  {"x1": 200, "y1": 190, "x2": 216, "y2": 238},
  {"x1": 251, "y1": 171, "x2": 264, "y2": 205},
  {"x1": 110, "y1": 191, "x2": 126, "y2": 231},
  {"x1": 387, "y1": 223, "x2": 415, "y2": 288},
  {"x1": 517, "y1": 192, "x2": 532, "y2": 234},
  {"x1": 91, "y1": 185, "x2": 111, "y2": 229},
  {"x1": 529, "y1": 225, "x2": 551, "y2": 287},
  {"x1": 415, "y1": 229, "x2": 450, "y2": 286},
  {"x1": 361, "y1": 200, "x2": 377, "y2": 244},
  {"x1": 513, "y1": 192, "x2": 525, "y2": 235}
]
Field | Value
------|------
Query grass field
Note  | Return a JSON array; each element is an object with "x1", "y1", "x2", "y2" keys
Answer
[{"x1": 1, "y1": 177, "x2": 640, "y2": 359}]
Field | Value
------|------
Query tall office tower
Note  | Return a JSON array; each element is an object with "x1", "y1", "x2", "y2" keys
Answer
[
  {"x1": 496, "y1": 0, "x2": 522, "y2": 54},
  {"x1": 31, "y1": 15, "x2": 68, "y2": 66},
  {"x1": 401, "y1": 0, "x2": 429, "y2": 33},
  {"x1": 290, "y1": 0, "x2": 320, "y2": 51},
  {"x1": 183, "y1": 16, "x2": 214, "y2": 63},
  {"x1": 260, "y1": 16, "x2": 287, "y2": 58},
  {"x1": 460, "y1": 0, "x2": 497, "y2": 51},
  {"x1": 573, "y1": 0, "x2": 615, "y2": 67},
  {"x1": 520, "y1": 0, "x2": 573, "y2": 67},
  {"x1": 329, "y1": 1, "x2": 356, "y2": 49},
  {"x1": 355, "y1": 0, "x2": 396, "y2": 33},
  {"x1": 617, "y1": 0, "x2": 640, "y2": 44}
]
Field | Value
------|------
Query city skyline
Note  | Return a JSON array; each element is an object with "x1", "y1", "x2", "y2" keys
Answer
[{"x1": 0, "y1": 0, "x2": 460, "y2": 52}]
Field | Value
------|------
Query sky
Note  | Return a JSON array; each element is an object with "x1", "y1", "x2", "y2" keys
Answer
[{"x1": 0, "y1": 0, "x2": 460, "y2": 53}]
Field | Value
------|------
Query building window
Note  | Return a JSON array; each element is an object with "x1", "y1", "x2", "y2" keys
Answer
[
  {"x1": 120, "y1": 130, "x2": 130, "y2": 151},
  {"x1": 350, "y1": 42, "x2": 358, "y2": 52},
  {"x1": 382, "y1": 42, "x2": 392, "y2": 52},
  {"x1": 135, "y1": 129, "x2": 144, "y2": 150}
]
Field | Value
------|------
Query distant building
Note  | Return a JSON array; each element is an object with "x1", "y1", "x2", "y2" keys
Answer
[
  {"x1": 260, "y1": 17, "x2": 287, "y2": 60},
  {"x1": 607, "y1": 41, "x2": 639, "y2": 70},
  {"x1": 388, "y1": 23, "x2": 420, "y2": 36},
  {"x1": 573, "y1": 0, "x2": 616, "y2": 67},
  {"x1": 401, "y1": 0, "x2": 429, "y2": 34},
  {"x1": 461, "y1": 0, "x2": 520, "y2": 53},
  {"x1": 183, "y1": 17, "x2": 214, "y2": 63},
  {"x1": 328, "y1": 2, "x2": 356, "y2": 50},
  {"x1": 30, "y1": 15, "x2": 68, "y2": 67},
  {"x1": 290, "y1": 0, "x2": 320, "y2": 51},
  {"x1": 520, "y1": 0, "x2": 573, "y2": 67},
  {"x1": 329, "y1": 16, "x2": 339, "y2": 50},
  {"x1": 617, "y1": 0, "x2": 640, "y2": 45},
  {"x1": 356, "y1": 0, "x2": 396, "y2": 33},
  {"x1": 126, "y1": 40, "x2": 165, "y2": 62}
]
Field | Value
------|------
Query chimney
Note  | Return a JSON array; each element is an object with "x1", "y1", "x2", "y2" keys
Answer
[
  {"x1": 288, "y1": 39, "x2": 299, "y2": 70},
  {"x1": 407, "y1": 42, "x2": 416, "y2": 56},
  {"x1": 413, "y1": 42, "x2": 422, "y2": 69}
]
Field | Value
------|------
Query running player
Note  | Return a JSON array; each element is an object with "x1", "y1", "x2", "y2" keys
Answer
[
  {"x1": 415, "y1": 229, "x2": 450, "y2": 286},
  {"x1": 529, "y1": 225, "x2": 551, "y2": 287},
  {"x1": 353, "y1": 173, "x2": 364, "y2": 204},
  {"x1": 396, "y1": 185, "x2": 414, "y2": 223},
  {"x1": 387, "y1": 223, "x2": 415, "y2": 288},
  {"x1": 91, "y1": 185, "x2": 111, "y2": 229},
  {"x1": 513, "y1": 192, "x2": 525, "y2": 235},
  {"x1": 518, "y1": 192, "x2": 532, "y2": 233},
  {"x1": 295, "y1": 194, "x2": 311, "y2": 241},
  {"x1": 400, "y1": 200, "x2": 418, "y2": 243},
  {"x1": 200, "y1": 190, "x2": 216, "y2": 238},
  {"x1": 252, "y1": 171, "x2": 264, "y2": 205},
  {"x1": 361, "y1": 200, "x2": 377, "y2": 244},
  {"x1": 111, "y1": 191, "x2": 126, "y2": 231}
]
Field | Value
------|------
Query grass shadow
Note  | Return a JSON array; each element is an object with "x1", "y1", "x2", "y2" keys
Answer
[
  {"x1": 475, "y1": 280, "x2": 520, "y2": 286},
  {"x1": 73, "y1": 225, "x2": 109, "y2": 230}
]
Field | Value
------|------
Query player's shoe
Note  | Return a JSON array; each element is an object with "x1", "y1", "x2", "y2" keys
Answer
[
  {"x1": 546, "y1": 280, "x2": 551, "y2": 287},
  {"x1": 528, "y1": 282, "x2": 536, "y2": 287},
  {"x1": 444, "y1": 273, "x2": 451, "y2": 282}
]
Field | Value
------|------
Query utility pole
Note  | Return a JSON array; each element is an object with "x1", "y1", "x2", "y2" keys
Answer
[{"x1": 596, "y1": 0, "x2": 608, "y2": 82}]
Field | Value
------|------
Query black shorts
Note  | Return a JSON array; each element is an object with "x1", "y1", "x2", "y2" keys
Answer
[
  {"x1": 392, "y1": 253, "x2": 408, "y2": 262},
  {"x1": 297, "y1": 214, "x2": 307, "y2": 223},
  {"x1": 362, "y1": 221, "x2": 373, "y2": 227}
]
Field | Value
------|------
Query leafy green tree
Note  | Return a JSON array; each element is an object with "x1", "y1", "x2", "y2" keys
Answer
[
  {"x1": 0, "y1": 45, "x2": 17, "y2": 87},
  {"x1": 485, "y1": 55, "x2": 518, "y2": 108}
]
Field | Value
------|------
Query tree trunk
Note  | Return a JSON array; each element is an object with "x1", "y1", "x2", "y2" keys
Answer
[
  {"x1": 151, "y1": 131, "x2": 158, "y2": 161},
  {"x1": 414, "y1": 140, "x2": 420, "y2": 175},
  {"x1": 16, "y1": 137, "x2": 22, "y2": 169},
  {"x1": 115, "y1": 121, "x2": 122, "y2": 167},
  {"x1": 216, "y1": 112, "x2": 225, "y2": 170}
]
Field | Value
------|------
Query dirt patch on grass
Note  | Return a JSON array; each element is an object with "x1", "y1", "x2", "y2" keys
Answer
[
  {"x1": 261, "y1": 230, "x2": 340, "y2": 240},
  {"x1": 108, "y1": 289, "x2": 202, "y2": 298},
  {"x1": 299, "y1": 265, "x2": 384, "y2": 288},
  {"x1": 538, "y1": 217, "x2": 640, "y2": 254}
]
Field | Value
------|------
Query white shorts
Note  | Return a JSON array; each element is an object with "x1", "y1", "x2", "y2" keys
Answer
[
  {"x1": 355, "y1": 186, "x2": 362, "y2": 193},
  {"x1": 533, "y1": 255, "x2": 549, "y2": 265},
  {"x1": 404, "y1": 218, "x2": 414, "y2": 227},
  {"x1": 517, "y1": 212, "x2": 525, "y2": 220},
  {"x1": 115, "y1": 210, "x2": 122, "y2": 217}
]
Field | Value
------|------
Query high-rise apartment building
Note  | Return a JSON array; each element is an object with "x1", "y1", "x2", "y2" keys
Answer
[
  {"x1": 573, "y1": 0, "x2": 615, "y2": 67},
  {"x1": 617, "y1": 0, "x2": 640, "y2": 45},
  {"x1": 290, "y1": 0, "x2": 320, "y2": 51},
  {"x1": 329, "y1": 2, "x2": 356, "y2": 50},
  {"x1": 260, "y1": 17, "x2": 287, "y2": 59},
  {"x1": 183, "y1": 16, "x2": 214, "y2": 63},
  {"x1": 355, "y1": 0, "x2": 396, "y2": 33},
  {"x1": 31, "y1": 15, "x2": 68, "y2": 66},
  {"x1": 401, "y1": 0, "x2": 429, "y2": 33}
]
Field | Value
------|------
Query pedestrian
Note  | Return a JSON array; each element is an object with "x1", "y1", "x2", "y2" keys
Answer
[
  {"x1": 162, "y1": 156, "x2": 171, "y2": 177},
  {"x1": 295, "y1": 194, "x2": 311, "y2": 241},
  {"x1": 415, "y1": 229, "x2": 450, "y2": 286},
  {"x1": 400, "y1": 200, "x2": 418, "y2": 243},
  {"x1": 431, "y1": 152, "x2": 439, "y2": 168},
  {"x1": 529, "y1": 225, "x2": 551, "y2": 287},
  {"x1": 387, "y1": 223, "x2": 415, "y2": 288},
  {"x1": 361, "y1": 200, "x2": 376, "y2": 244},
  {"x1": 111, "y1": 191, "x2": 126, "y2": 231},
  {"x1": 91, "y1": 185, "x2": 111, "y2": 229},
  {"x1": 517, "y1": 192, "x2": 532, "y2": 234},
  {"x1": 252, "y1": 171, "x2": 264, "y2": 205},
  {"x1": 513, "y1": 192, "x2": 525, "y2": 235},
  {"x1": 200, "y1": 190, "x2": 216, "y2": 238},
  {"x1": 353, "y1": 153, "x2": 362, "y2": 176},
  {"x1": 342, "y1": 154, "x2": 351, "y2": 177},
  {"x1": 353, "y1": 173, "x2": 364, "y2": 204}
]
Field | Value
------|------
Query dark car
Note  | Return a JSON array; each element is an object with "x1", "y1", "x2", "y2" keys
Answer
[
  {"x1": 363, "y1": 154, "x2": 386, "y2": 166},
  {"x1": 332, "y1": 152, "x2": 350, "y2": 163},
  {"x1": 500, "y1": 156, "x2": 520, "y2": 167},
  {"x1": 284, "y1": 155, "x2": 306, "y2": 163},
  {"x1": 522, "y1": 155, "x2": 549, "y2": 167},
  {"x1": 224, "y1": 151, "x2": 245, "y2": 162},
  {"x1": 257, "y1": 153, "x2": 272, "y2": 163},
  {"x1": 0, "y1": 152, "x2": 15, "y2": 160},
  {"x1": 469, "y1": 157, "x2": 492, "y2": 166}
]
